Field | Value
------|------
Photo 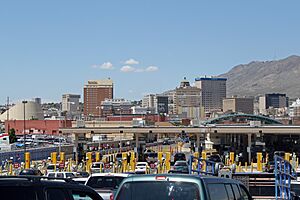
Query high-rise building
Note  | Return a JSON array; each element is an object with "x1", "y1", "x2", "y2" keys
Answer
[
  {"x1": 84, "y1": 79, "x2": 113, "y2": 118},
  {"x1": 174, "y1": 78, "x2": 201, "y2": 119},
  {"x1": 195, "y1": 77, "x2": 227, "y2": 113},
  {"x1": 142, "y1": 94, "x2": 156, "y2": 108},
  {"x1": 62, "y1": 94, "x2": 80, "y2": 116},
  {"x1": 259, "y1": 93, "x2": 288, "y2": 115},
  {"x1": 223, "y1": 97, "x2": 254, "y2": 114}
]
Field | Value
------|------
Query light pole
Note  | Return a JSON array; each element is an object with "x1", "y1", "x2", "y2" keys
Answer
[
  {"x1": 22, "y1": 100, "x2": 28, "y2": 154},
  {"x1": 117, "y1": 108, "x2": 122, "y2": 148}
]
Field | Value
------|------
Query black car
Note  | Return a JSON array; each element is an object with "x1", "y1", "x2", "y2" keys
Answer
[
  {"x1": 0, "y1": 176, "x2": 103, "y2": 200},
  {"x1": 76, "y1": 171, "x2": 90, "y2": 178},
  {"x1": 174, "y1": 153, "x2": 186, "y2": 163},
  {"x1": 19, "y1": 168, "x2": 43, "y2": 176}
]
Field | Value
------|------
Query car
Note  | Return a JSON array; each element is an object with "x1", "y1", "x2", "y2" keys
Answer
[
  {"x1": 85, "y1": 173, "x2": 130, "y2": 200},
  {"x1": 162, "y1": 140, "x2": 170, "y2": 145},
  {"x1": 91, "y1": 162, "x2": 105, "y2": 173},
  {"x1": 174, "y1": 152, "x2": 186, "y2": 163},
  {"x1": 46, "y1": 164, "x2": 59, "y2": 173},
  {"x1": 114, "y1": 174, "x2": 252, "y2": 200},
  {"x1": 0, "y1": 176, "x2": 103, "y2": 200},
  {"x1": 46, "y1": 172, "x2": 76, "y2": 179},
  {"x1": 72, "y1": 177, "x2": 88, "y2": 184},
  {"x1": 172, "y1": 161, "x2": 189, "y2": 174},
  {"x1": 19, "y1": 168, "x2": 43, "y2": 176},
  {"x1": 144, "y1": 152, "x2": 158, "y2": 164},
  {"x1": 135, "y1": 162, "x2": 149, "y2": 174},
  {"x1": 76, "y1": 171, "x2": 90, "y2": 178}
]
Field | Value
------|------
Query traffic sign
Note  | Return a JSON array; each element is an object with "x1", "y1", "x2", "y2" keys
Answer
[
  {"x1": 59, "y1": 162, "x2": 65, "y2": 169},
  {"x1": 13, "y1": 163, "x2": 20, "y2": 168}
]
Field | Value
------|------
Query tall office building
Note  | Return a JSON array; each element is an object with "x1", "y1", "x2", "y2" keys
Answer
[
  {"x1": 142, "y1": 94, "x2": 156, "y2": 108},
  {"x1": 259, "y1": 93, "x2": 288, "y2": 115},
  {"x1": 84, "y1": 79, "x2": 113, "y2": 118},
  {"x1": 62, "y1": 94, "x2": 80, "y2": 114},
  {"x1": 174, "y1": 78, "x2": 201, "y2": 119},
  {"x1": 195, "y1": 77, "x2": 227, "y2": 113}
]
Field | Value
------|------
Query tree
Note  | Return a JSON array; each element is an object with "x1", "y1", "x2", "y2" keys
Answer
[{"x1": 9, "y1": 128, "x2": 17, "y2": 144}]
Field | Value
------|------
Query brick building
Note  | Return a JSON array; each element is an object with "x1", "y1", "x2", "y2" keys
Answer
[{"x1": 5, "y1": 120, "x2": 72, "y2": 135}]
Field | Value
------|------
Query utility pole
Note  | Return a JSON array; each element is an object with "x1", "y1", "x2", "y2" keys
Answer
[{"x1": 6, "y1": 97, "x2": 9, "y2": 133}]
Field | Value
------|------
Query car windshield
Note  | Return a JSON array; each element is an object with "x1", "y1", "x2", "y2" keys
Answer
[
  {"x1": 86, "y1": 176, "x2": 125, "y2": 189},
  {"x1": 137, "y1": 163, "x2": 146, "y2": 166},
  {"x1": 175, "y1": 162, "x2": 187, "y2": 166},
  {"x1": 92, "y1": 163, "x2": 102, "y2": 168},
  {"x1": 116, "y1": 181, "x2": 200, "y2": 200}
]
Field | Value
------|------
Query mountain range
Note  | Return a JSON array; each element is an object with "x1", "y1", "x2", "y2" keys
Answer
[{"x1": 219, "y1": 55, "x2": 300, "y2": 98}]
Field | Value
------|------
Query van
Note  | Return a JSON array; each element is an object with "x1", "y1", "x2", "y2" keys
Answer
[{"x1": 114, "y1": 174, "x2": 252, "y2": 200}]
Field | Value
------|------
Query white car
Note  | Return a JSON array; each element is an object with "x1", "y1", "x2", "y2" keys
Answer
[
  {"x1": 85, "y1": 173, "x2": 130, "y2": 200},
  {"x1": 46, "y1": 172, "x2": 76, "y2": 179},
  {"x1": 135, "y1": 162, "x2": 149, "y2": 174},
  {"x1": 90, "y1": 162, "x2": 105, "y2": 174}
]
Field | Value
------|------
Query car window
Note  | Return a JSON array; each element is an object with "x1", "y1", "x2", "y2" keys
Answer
[
  {"x1": 46, "y1": 188, "x2": 68, "y2": 200},
  {"x1": 208, "y1": 183, "x2": 228, "y2": 200},
  {"x1": 57, "y1": 173, "x2": 64, "y2": 178},
  {"x1": 231, "y1": 184, "x2": 241, "y2": 200},
  {"x1": 71, "y1": 191, "x2": 96, "y2": 200},
  {"x1": 86, "y1": 176, "x2": 125, "y2": 189},
  {"x1": 239, "y1": 185, "x2": 250, "y2": 200},
  {"x1": 0, "y1": 187, "x2": 38, "y2": 200},
  {"x1": 225, "y1": 184, "x2": 235, "y2": 200},
  {"x1": 48, "y1": 173, "x2": 55, "y2": 178},
  {"x1": 116, "y1": 181, "x2": 200, "y2": 200},
  {"x1": 66, "y1": 173, "x2": 75, "y2": 178}
]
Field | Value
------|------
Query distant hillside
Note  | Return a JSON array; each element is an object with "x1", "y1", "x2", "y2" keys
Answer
[{"x1": 219, "y1": 55, "x2": 300, "y2": 98}]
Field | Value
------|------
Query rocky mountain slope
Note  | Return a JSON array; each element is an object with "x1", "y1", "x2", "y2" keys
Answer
[{"x1": 219, "y1": 55, "x2": 300, "y2": 98}]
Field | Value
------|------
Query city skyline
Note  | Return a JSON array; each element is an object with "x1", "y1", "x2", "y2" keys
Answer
[{"x1": 2, "y1": 1, "x2": 300, "y2": 104}]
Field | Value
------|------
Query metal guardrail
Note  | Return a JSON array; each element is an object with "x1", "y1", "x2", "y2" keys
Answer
[{"x1": 274, "y1": 155, "x2": 296, "y2": 200}]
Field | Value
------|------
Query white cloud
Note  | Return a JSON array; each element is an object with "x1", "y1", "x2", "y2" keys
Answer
[
  {"x1": 145, "y1": 66, "x2": 159, "y2": 72},
  {"x1": 91, "y1": 64, "x2": 98, "y2": 68},
  {"x1": 120, "y1": 65, "x2": 136, "y2": 72},
  {"x1": 124, "y1": 58, "x2": 139, "y2": 65},
  {"x1": 100, "y1": 62, "x2": 113, "y2": 69}
]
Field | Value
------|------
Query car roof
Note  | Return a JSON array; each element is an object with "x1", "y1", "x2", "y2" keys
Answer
[
  {"x1": 122, "y1": 174, "x2": 241, "y2": 184},
  {"x1": 136, "y1": 162, "x2": 148, "y2": 164},
  {"x1": 90, "y1": 173, "x2": 130, "y2": 177},
  {"x1": 0, "y1": 176, "x2": 93, "y2": 189}
]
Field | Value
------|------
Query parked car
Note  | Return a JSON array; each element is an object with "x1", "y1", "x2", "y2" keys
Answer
[
  {"x1": 0, "y1": 176, "x2": 103, "y2": 200},
  {"x1": 135, "y1": 162, "x2": 150, "y2": 174},
  {"x1": 19, "y1": 168, "x2": 43, "y2": 176},
  {"x1": 85, "y1": 173, "x2": 130, "y2": 200},
  {"x1": 114, "y1": 174, "x2": 252, "y2": 200}
]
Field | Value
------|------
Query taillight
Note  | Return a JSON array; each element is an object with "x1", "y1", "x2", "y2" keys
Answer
[{"x1": 110, "y1": 193, "x2": 114, "y2": 200}]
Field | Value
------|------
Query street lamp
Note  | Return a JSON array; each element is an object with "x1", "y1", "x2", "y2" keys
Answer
[
  {"x1": 117, "y1": 108, "x2": 123, "y2": 148},
  {"x1": 22, "y1": 100, "x2": 28, "y2": 154}
]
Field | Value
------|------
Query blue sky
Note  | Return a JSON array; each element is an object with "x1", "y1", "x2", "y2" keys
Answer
[{"x1": 1, "y1": 1, "x2": 300, "y2": 104}]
